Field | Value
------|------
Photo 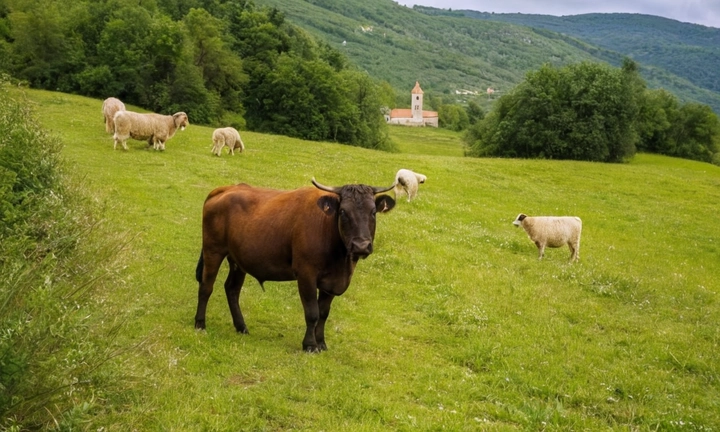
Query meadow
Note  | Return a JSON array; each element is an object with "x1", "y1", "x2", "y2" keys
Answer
[{"x1": 16, "y1": 88, "x2": 720, "y2": 430}]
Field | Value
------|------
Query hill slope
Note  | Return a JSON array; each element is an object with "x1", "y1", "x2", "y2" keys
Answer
[
  {"x1": 251, "y1": 0, "x2": 720, "y2": 112},
  {"x1": 431, "y1": 8, "x2": 720, "y2": 111},
  {"x1": 13, "y1": 87, "x2": 720, "y2": 430},
  {"x1": 455, "y1": 11, "x2": 720, "y2": 91}
]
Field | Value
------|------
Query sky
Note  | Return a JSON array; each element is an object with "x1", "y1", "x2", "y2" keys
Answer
[{"x1": 395, "y1": 1, "x2": 720, "y2": 28}]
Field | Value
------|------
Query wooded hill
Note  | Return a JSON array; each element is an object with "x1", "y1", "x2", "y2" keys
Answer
[{"x1": 253, "y1": 0, "x2": 720, "y2": 113}]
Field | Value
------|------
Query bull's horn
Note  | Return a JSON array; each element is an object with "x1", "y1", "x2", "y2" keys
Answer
[
  {"x1": 312, "y1": 178, "x2": 395, "y2": 195},
  {"x1": 312, "y1": 177, "x2": 342, "y2": 194},
  {"x1": 372, "y1": 183, "x2": 396, "y2": 194}
]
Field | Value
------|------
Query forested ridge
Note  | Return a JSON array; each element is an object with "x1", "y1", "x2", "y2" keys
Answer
[
  {"x1": 422, "y1": 7, "x2": 720, "y2": 113},
  {"x1": 247, "y1": 0, "x2": 720, "y2": 114}
]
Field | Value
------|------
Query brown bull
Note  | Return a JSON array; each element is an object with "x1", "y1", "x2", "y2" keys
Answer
[{"x1": 194, "y1": 178, "x2": 396, "y2": 352}]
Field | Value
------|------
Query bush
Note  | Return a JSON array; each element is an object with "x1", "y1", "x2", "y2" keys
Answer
[
  {"x1": 0, "y1": 82, "x2": 131, "y2": 430},
  {"x1": 465, "y1": 62, "x2": 638, "y2": 162}
]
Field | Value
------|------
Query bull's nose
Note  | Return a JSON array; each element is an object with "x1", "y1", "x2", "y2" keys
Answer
[{"x1": 351, "y1": 239, "x2": 373, "y2": 257}]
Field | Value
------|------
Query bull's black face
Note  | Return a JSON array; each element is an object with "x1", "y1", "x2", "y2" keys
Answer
[
  {"x1": 313, "y1": 180, "x2": 395, "y2": 261},
  {"x1": 336, "y1": 186, "x2": 395, "y2": 260}
]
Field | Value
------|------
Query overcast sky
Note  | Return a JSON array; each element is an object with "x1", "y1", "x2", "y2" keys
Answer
[{"x1": 395, "y1": 1, "x2": 720, "y2": 28}]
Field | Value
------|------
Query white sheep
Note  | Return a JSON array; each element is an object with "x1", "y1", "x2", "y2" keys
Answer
[
  {"x1": 513, "y1": 213, "x2": 582, "y2": 262},
  {"x1": 102, "y1": 97, "x2": 125, "y2": 133},
  {"x1": 113, "y1": 111, "x2": 189, "y2": 151},
  {"x1": 211, "y1": 127, "x2": 245, "y2": 156},
  {"x1": 393, "y1": 168, "x2": 427, "y2": 202}
]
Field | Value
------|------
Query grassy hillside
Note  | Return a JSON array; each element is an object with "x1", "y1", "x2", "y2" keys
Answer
[
  {"x1": 250, "y1": 0, "x2": 720, "y2": 113},
  {"x1": 15, "y1": 88, "x2": 720, "y2": 430},
  {"x1": 253, "y1": 0, "x2": 599, "y2": 98},
  {"x1": 455, "y1": 11, "x2": 720, "y2": 90}
]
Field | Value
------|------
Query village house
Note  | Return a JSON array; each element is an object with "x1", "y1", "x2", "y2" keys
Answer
[{"x1": 385, "y1": 81, "x2": 438, "y2": 127}]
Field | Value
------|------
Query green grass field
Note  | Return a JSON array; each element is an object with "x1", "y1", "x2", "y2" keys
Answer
[{"x1": 16, "y1": 88, "x2": 720, "y2": 430}]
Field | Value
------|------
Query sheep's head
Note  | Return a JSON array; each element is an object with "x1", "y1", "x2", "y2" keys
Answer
[
  {"x1": 174, "y1": 112, "x2": 189, "y2": 131},
  {"x1": 513, "y1": 213, "x2": 527, "y2": 227},
  {"x1": 417, "y1": 174, "x2": 427, "y2": 184}
]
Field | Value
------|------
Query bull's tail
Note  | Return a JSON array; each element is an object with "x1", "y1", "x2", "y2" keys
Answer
[{"x1": 195, "y1": 251, "x2": 204, "y2": 283}]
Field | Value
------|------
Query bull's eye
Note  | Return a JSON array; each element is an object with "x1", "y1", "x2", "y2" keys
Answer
[{"x1": 371, "y1": 209, "x2": 377, "y2": 219}]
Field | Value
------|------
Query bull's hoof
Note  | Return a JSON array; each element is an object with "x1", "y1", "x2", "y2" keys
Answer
[
  {"x1": 303, "y1": 344, "x2": 321, "y2": 353},
  {"x1": 317, "y1": 342, "x2": 328, "y2": 351},
  {"x1": 194, "y1": 320, "x2": 206, "y2": 330},
  {"x1": 236, "y1": 327, "x2": 249, "y2": 334}
]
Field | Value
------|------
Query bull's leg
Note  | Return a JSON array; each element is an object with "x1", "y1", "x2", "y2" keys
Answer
[
  {"x1": 298, "y1": 280, "x2": 320, "y2": 352},
  {"x1": 224, "y1": 257, "x2": 249, "y2": 334},
  {"x1": 314, "y1": 291, "x2": 335, "y2": 351},
  {"x1": 195, "y1": 251, "x2": 224, "y2": 330}
]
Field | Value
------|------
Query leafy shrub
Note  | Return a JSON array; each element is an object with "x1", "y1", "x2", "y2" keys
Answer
[
  {"x1": 465, "y1": 62, "x2": 639, "y2": 162},
  {"x1": 0, "y1": 82, "x2": 130, "y2": 430}
]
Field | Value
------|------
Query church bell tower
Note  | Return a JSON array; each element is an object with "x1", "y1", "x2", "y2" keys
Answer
[{"x1": 411, "y1": 81, "x2": 423, "y2": 123}]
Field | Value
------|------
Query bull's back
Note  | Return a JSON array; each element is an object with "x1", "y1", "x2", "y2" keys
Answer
[{"x1": 202, "y1": 185, "x2": 332, "y2": 281}]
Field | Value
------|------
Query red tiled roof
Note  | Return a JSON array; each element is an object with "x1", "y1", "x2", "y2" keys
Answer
[
  {"x1": 389, "y1": 109, "x2": 438, "y2": 119},
  {"x1": 390, "y1": 109, "x2": 412, "y2": 118}
]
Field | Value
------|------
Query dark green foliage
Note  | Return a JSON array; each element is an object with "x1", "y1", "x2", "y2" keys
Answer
[
  {"x1": 0, "y1": 82, "x2": 60, "y2": 234},
  {"x1": 0, "y1": 83, "x2": 129, "y2": 430},
  {"x1": 636, "y1": 89, "x2": 720, "y2": 163},
  {"x1": 438, "y1": 104, "x2": 469, "y2": 131},
  {"x1": 464, "y1": 100, "x2": 485, "y2": 125},
  {"x1": 246, "y1": 54, "x2": 394, "y2": 150},
  {"x1": 466, "y1": 62, "x2": 639, "y2": 162}
]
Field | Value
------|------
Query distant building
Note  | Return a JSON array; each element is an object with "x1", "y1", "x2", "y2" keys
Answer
[{"x1": 385, "y1": 81, "x2": 438, "y2": 127}]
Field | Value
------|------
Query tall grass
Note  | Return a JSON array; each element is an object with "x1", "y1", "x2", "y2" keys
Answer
[
  {"x1": 10, "y1": 87, "x2": 720, "y2": 430},
  {"x1": 0, "y1": 84, "x2": 133, "y2": 430}
]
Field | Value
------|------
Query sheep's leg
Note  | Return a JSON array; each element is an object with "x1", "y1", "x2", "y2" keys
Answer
[
  {"x1": 568, "y1": 241, "x2": 579, "y2": 262},
  {"x1": 535, "y1": 241, "x2": 545, "y2": 259},
  {"x1": 229, "y1": 145, "x2": 235, "y2": 156}
]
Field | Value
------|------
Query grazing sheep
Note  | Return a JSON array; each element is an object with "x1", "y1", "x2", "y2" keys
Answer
[
  {"x1": 102, "y1": 97, "x2": 125, "y2": 133},
  {"x1": 113, "y1": 111, "x2": 189, "y2": 151},
  {"x1": 393, "y1": 168, "x2": 427, "y2": 202},
  {"x1": 211, "y1": 127, "x2": 245, "y2": 156},
  {"x1": 513, "y1": 213, "x2": 582, "y2": 262}
]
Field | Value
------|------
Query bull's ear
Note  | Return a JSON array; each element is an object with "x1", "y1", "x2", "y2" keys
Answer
[
  {"x1": 375, "y1": 195, "x2": 396, "y2": 213},
  {"x1": 317, "y1": 195, "x2": 339, "y2": 216}
]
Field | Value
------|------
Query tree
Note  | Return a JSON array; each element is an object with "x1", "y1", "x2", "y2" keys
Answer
[
  {"x1": 184, "y1": 8, "x2": 246, "y2": 123},
  {"x1": 465, "y1": 100, "x2": 485, "y2": 125},
  {"x1": 671, "y1": 103, "x2": 720, "y2": 163},
  {"x1": 466, "y1": 62, "x2": 638, "y2": 162},
  {"x1": 438, "y1": 104, "x2": 469, "y2": 131},
  {"x1": 635, "y1": 88, "x2": 679, "y2": 154}
]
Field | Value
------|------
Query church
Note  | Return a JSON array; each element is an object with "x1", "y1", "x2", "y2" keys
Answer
[{"x1": 385, "y1": 81, "x2": 438, "y2": 127}]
